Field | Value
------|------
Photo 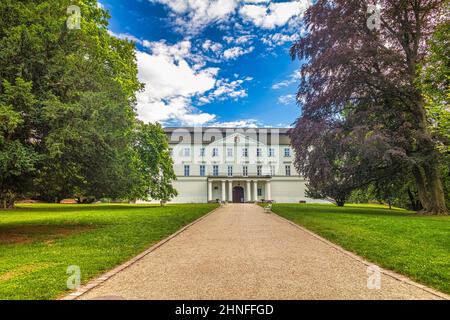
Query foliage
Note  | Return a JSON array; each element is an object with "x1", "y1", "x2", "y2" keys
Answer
[
  {"x1": 419, "y1": 19, "x2": 450, "y2": 209},
  {"x1": 0, "y1": 0, "x2": 176, "y2": 205},
  {"x1": 128, "y1": 122, "x2": 178, "y2": 202},
  {"x1": 290, "y1": 0, "x2": 448, "y2": 214}
]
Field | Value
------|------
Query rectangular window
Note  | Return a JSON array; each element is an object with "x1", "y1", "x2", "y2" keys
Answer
[
  {"x1": 268, "y1": 148, "x2": 275, "y2": 157},
  {"x1": 257, "y1": 165, "x2": 262, "y2": 176},
  {"x1": 256, "y1": 148, "x2": 262, "y2": 157},
  {"x1": 212, "y1": 147, "x2": 219, "y2": 157},
  {"x1": 284, "y1": 148, "x2": 291, "y2": 157},
  {"x1": 227, "y1": 148, "x2": 233, "y2": 157},
  {"x1": 243, "y1": 165, "x2": 248, "y2": 177},
  {"x1": 213, "y1": 165, "x2": 219, "y2": 176},
  {"x1": 200, "y1": 165, "x2": 205, "y2": 177},
  {"x1": 184, "y1": 147, "x2": 190, "y2": 157},
  {"x1": 257, "y1": 188, "x2": 262, "y2": 197},
  {"x1": 227, "y1": 165, "x2": 233, "y2": 177},
  {"x1": 270, "y1": 165, "x2": 276, "y2": 176},
  {"x1": 242, "y1": 148, "x2": 248, "y2": 157},
  {"x1": 285, "y1": 165, "x2": 291, "y2": 176},
  {"x1": 184, "y1": 165, "x2": 190, "y2": 177},
  {"x1": 200, "y1": 147, "x2": 205, "y2": 157}
]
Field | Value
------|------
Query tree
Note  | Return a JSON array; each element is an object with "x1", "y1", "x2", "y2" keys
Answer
[
  {"x1": 0, "y1": 78, "x2": 41, "y2": 208},
  {"x1": 290, "y1": 0, "x2": 448, "y2": 214},
  {"x1": 294, "y1": 119, "x2": 360, "y2": 207},
  {"x1": 0, "y1": 1, "x2": 176, "y2": 206},
  {"x1": 128, "y1": 122, "x2": 177, "y2": 203},
  {"x1": 419, "y1": 20, "x2": 450, "y2": 209}
]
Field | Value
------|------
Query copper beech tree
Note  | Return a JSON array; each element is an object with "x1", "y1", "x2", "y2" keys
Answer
[{"x1": 289, "y1": 0, "x2": 448, "y2": 214}]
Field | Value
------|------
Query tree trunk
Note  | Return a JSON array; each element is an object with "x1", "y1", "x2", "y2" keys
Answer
[
  {"x1": 407, "y1": 188, "x2": 422, "y2": 211},
  {"x1": 412, "y1": 164, "x2": 448, "y2": 215},
  {"x1": 412, "y1": 164, "x2": 432, "y2": 210},
  {"x1": 335, "y1": 198, "x2": 345, "y2": 207},
  {"x1": 425, "y1": 165, "x2": 448, "y2": 215}
]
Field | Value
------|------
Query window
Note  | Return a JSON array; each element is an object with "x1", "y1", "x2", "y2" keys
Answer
[
  {"x1": 257, "y1": 165, "x2": 262, "y2": 176},
  {"x1": 243, "y1": 165, "x2": 248, "y2": 177},
  {"x1": 270, "y1": 165, "x2": 276, "y2": 176},
  {"x1": 184, "y1": 147, "x2": 190, "y2": 157},
  {"x1": 184, "y1": 165, "x2": 190, "y2": 177},
  {"x1": 227, "y1": 165, "x2": 233, "y2": 177},
  {"x1": 256, "y1": 148, "x2": 262, "y2": 157},
  {"x1": 227, "y1": 148, "x2": 233, "y2": 157},
  {"x1": 212, "y1": 147, "x2": 219, "y2": 157},
  {"x1": 213, "y1": 165, "x2": 219, "y2": 176},
  {"x1": 284, "y1": 148, "x2": 291, "y2": 157},
  {"x1": 242, "y1": 148, "x2": 248, "y2": 157},
  {"x1": 285, "y1": 165, "x2": 291, "y2": 176},
  {"x1": 200, "y1": 165, "x2": 205, "y2": 177},
  {"x1": 257, "y1": 188, "x2": 262, "y2": 197},
  {"x1": 200, "y1": 147, "x2": 205, "y2": 157},
  {"x1": 268, "y1": 148, "x2": 275, "y2": 157}
]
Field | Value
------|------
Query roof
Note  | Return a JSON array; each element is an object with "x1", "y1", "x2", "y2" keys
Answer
[{"x1": 164, "y1": 127, "x2": 292, "y2": 145}]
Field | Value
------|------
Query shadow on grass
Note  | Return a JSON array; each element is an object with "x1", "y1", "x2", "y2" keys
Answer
[
  {"x1": 13, "y1": 204, "x2": 162, "y2": 213},
  {"x1": 0, "y1": 223, "x2": 97, "y2": 245},
  {"x1": 275, "y1": 203, "x2": 415, "y2": 218}
]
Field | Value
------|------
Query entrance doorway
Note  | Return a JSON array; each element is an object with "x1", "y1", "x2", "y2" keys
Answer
[{"x1": 232, "y1": 186, "x2": 244, "y2": 203}]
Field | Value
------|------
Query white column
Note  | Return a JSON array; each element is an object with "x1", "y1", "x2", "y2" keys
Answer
[
  {"x1": 246, "y1": 180, "x2": 251, "y2": 202},
  {"x1": 253, "y1": 180, "x2": 258, "y2": 202},
  {"x1": 228, "y1": 180, "x2": 233, "y2": 202},
  {"x1": 207, "y1": 180, "x2": 213, "y2": 202},
  {"x1": 266, "y1": 180, "x2": 271, "y2": 201},
  {"x1": 221, "y1": 180, "x2": 226, "y2": 202}
]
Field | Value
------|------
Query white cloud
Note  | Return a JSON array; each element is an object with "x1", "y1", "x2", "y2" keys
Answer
[
  {"x1": 262, "y1": 32, "x2": 300, "y2": 47},
  {"x1": 152, "y1": 0, "x2": 239, "y2": 32},
  {"x1": 239, "y1": 1, "x2": 310, "y2": 29},
  {"x1": 208, "y1": 78, "x2": 252, "y2": 101},
  {"x1": 136, "y1": 47, "x2": 216, "y2": 100},
  {"x1": 202, "y1": 40, "x2": 224, "y2": 53},
  {"x1": 223, "y1": 46, "x2": 255, "y2": 60},
  {"x1": 277, "y1": 94, "x2": 296, "y2": 105},
  {"x1": 108, "y1": 30, "x2": 142, "y2": 44},
  {"x1": 211, "y1": 119, "x2": 260, "y2": 128},
  {"x1": 136, "y1": 40, "x2": 251, "y2": 125},
  {"x1": 272, "y1": 70, "x2": 301, "y2": 89},
  {"x1": 152, "y1": 0, "x2": 311, "y2": 32}
]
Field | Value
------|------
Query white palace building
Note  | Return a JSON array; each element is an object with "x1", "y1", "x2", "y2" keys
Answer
[{"x1": 158, "y1": 127, "x2": 322, "y2": 204}]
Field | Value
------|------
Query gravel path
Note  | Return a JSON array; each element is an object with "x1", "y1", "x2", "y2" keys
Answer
[{"x1": 78, "y1": 204, "x2": 445, "y2": 300}]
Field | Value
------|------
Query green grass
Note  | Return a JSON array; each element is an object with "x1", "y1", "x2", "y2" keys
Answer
[
  {"x1": 0, "y1": 203, "x2": 218, "y2": 300},
  {"x1": 267, "y1": 203, "x2": 450, "y2": 294}
]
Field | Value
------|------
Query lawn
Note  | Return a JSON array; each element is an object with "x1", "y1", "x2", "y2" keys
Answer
[
  {"x1": 0, "y1": 203, "x2": 218, "y2": 300},
  {"x1": 267, "y1": 203, "x2": 450, "y2": 294}
]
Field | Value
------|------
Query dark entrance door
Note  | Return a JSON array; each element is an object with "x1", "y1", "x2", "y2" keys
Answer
[{"x1": 232, "y1": 186, "x2": 244, "y2": 203}]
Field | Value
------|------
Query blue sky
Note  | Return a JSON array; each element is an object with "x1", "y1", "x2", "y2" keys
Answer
[{"x1": 101, "y1": 0, "x2": 310, "y2": 128}]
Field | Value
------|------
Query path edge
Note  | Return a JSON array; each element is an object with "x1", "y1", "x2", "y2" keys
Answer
[
  {"x1": 270, "y1": 210, "x2": 449, "y2": 300},
  {"x1": 59, "y1": 205, "x2": 221, "y2": 300}
]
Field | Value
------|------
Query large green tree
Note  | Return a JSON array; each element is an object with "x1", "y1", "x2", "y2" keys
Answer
[
  {"x1": 0, "y1": 0, "x2": 176, "y2": 207},
  {"x1": 128, "y1": 122, "x2": 177, "y2": 203}
]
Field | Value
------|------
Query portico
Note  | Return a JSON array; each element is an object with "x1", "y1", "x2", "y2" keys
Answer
[{"x1": 207, "y1": 177, "x2": 272, "y2": 203}]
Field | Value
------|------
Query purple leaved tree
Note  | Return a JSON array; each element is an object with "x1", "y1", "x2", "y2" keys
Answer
[{"x1": 290, "y1": 0, "x2": 448, "y2": 214}]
